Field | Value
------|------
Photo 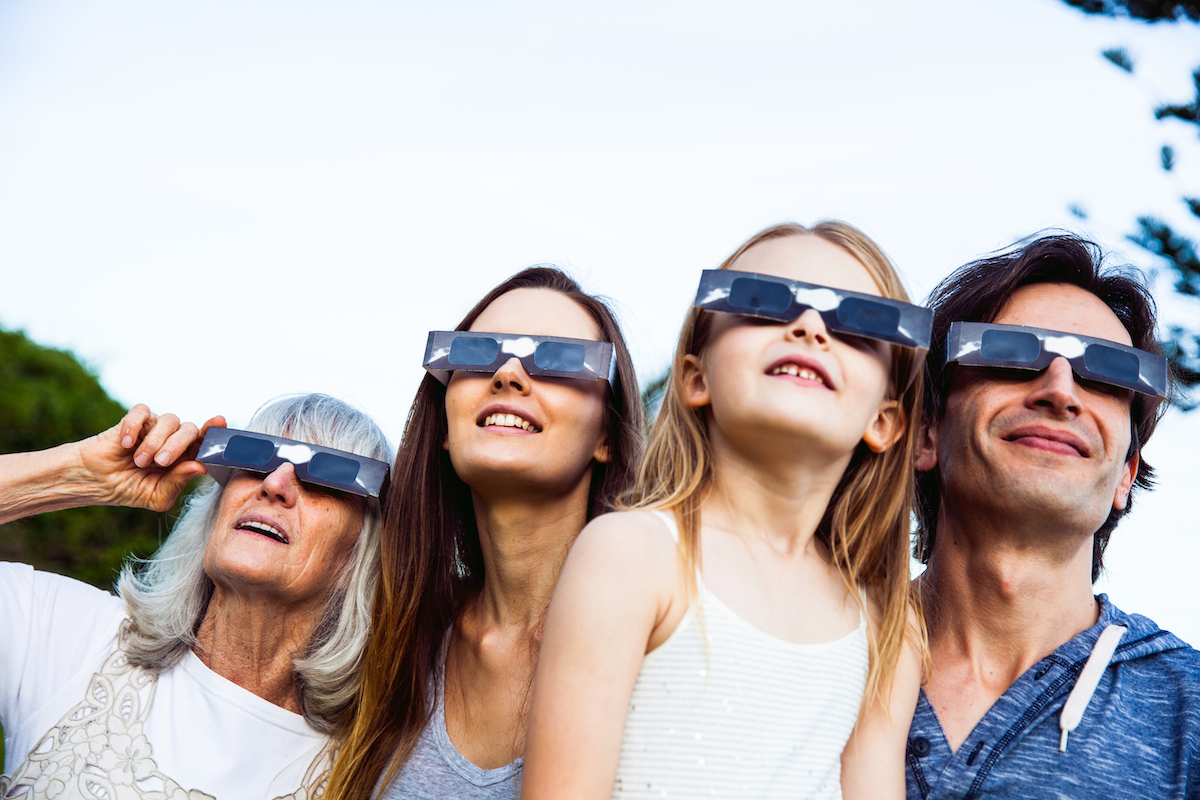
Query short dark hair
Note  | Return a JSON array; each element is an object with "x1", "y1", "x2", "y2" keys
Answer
[{"x1": 915, "y1": 234, "x2": 1169, "y2": 581}]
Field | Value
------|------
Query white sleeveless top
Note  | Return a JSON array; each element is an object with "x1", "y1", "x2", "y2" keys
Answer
[{"x1": 612, "y1": 512, "x2": 869, "y2": 800}]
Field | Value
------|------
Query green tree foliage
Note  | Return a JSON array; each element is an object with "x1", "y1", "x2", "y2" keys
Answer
[
  {"x1": 1062, "y1": 0, "x2": 1200, "y2": 403},
  {"x1": 640, "y1": 370, "x2": 670, "y2": 425},
  {"x1": 1064, "y1": 0, "x2": 1198, "y2": 22},
  {"x1": 0, "y1": 327, "x2": 166, "y2": 588}
]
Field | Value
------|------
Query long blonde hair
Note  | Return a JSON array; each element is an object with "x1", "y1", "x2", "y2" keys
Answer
[{"x1": 629, "y1": 221, "x2": 927, "y2": 711}]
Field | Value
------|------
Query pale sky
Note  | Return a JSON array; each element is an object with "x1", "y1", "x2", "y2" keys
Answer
[{"x1": 1, "y1": 0, "x2": 1198, "y2": 642}]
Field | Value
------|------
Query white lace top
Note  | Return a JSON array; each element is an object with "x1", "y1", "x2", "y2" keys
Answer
[
  {"x1": 612, "y1": 512, "x2": 869, "y2": 800},
  {"x1": 0, "y1": 562, "x2": 330, "y2": 799}
]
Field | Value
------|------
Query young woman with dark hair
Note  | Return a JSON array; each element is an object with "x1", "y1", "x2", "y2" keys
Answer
[{"x1": 326, "y1": 266, "x2": 644, "y2": 799}]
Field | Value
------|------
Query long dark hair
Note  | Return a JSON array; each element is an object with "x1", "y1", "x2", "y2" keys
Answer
[{"x1": 327, "y1": 266, "x2": 643, "y2": 799}]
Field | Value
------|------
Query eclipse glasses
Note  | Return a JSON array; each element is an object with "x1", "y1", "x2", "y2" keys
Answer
[
  {"x1": 693, "y1": 270, "x2": 933, "y2": 351},
  {"x1": 423, "y1": 330, "x2": 616, "y2": 385},
  {"x1": 945, "y1": 321, "x2": 1168, "y2": 401},
  {"x1": 197, "y1": 427, "x2": 391, "y2": 501},
  {"x1": 693, "y1": 269, "x2": 933, "y2": 387}
]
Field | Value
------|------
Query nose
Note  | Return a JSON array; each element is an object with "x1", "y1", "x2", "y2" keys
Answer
[
  {"x1": 258, "y1": 462, "x2": 301, "y2": 507},
  {"x1": 785, "y1": 308, "x2": 830, "y2": 347},
  {"x1": 491, "y1": 356, "x2": 533, "y2": 396},
  {"x1": 1026, "y1": 356, "x2": 1083, "y2": 417}
]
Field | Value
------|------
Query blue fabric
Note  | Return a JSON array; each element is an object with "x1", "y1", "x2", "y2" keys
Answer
[{"x1": 906, "y1": 595, "x2": 1200, "y2": 799}]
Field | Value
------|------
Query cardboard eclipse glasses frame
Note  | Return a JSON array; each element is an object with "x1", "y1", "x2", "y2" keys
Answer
[
  {"x1": 693, "y1": 269, "x2": 934, "y2": 388},
  {"x1": 197, "y1": 427, "x2": 391, "y2": 501},
  {"x1": 423, "y1": 330, "x2": 617, "y2": 385},
  {"x1": 945, "y1": 321, "x2": 1168, "y2": 401}
]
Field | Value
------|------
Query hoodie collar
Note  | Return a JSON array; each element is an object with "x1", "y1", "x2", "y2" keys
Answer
[{"x1": 1064, "y1": 594, "x2": 1191, "y2": 665}]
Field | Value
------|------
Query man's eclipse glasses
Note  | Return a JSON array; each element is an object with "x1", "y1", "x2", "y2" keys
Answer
[
  {"x1": 197, "y1": 428, "x2": 391, "y2": 501},
  {"x1": 693, "y1": 269, "x2": 933, "y2": 387},
  {"x1": 945, "y1": 321, "x2": 1168, "y2": 402},
  {"x1": 423, "y1": 331, "x2": 616, "y2": 385}
]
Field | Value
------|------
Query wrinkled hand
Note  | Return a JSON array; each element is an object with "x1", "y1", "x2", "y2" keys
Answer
[{"x1": 76, "y1": 404, "x2": 227, "y2": 512}]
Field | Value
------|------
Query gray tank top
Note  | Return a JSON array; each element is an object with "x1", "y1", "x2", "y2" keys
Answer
[{"x1": 377, "y1": 646, "x2": 522, "y2": 800}]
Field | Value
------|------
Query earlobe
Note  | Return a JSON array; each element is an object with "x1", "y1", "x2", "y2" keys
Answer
[
  {"x1": 680, "y1": 354, "x2": 711, "y2": 409},
  {"x1": 914, "y1": 421, "x2": 938, "y2": 472},
  {"x1": 862, "y1": 400, "x2": 904, "y2": 454},
  {"x1": 1113, "y1": 450, "x2": 1139, "y2": 511},
  {"x1": 593, "y1": 437, "x2": 611, "y2": 465}
]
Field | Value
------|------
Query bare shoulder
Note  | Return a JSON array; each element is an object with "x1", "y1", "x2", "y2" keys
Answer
[
  {"x1": 561, "y1": 509, "x2": 686, "y2": 638},
  {"x1": 571, "y1": 509, "x2": 679, "y2": 569}
]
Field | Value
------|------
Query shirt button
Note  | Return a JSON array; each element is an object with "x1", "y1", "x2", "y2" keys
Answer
[{"x1": 911, "y1": 737, "x2": 932, "y2": 757}]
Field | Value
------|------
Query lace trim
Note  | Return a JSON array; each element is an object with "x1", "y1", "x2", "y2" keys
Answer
[{"x1": 0, "y1": 621, "x2": 329, "y2": 800}]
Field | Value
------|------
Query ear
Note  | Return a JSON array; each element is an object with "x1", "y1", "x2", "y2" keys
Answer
[
  {"x1": 1112, "y1": 449, "x2": 1138, "y2": 511},
  {"x1": 914, "y1": 419, "x2": 938, "y2": 472},
  {"x1": 679, "y1": 354, "x2": 711, "y2": 410},
  {"x1": 862, "y1": 399, "x2": 904, "y2": 454},
  {"x1": 593, "y1": 433, "x2": 611, "y2": 465}
]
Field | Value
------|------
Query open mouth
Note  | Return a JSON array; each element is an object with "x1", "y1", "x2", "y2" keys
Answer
[
  {"x1": 236, "y1": 520, "x2": 289, "y2": 544},
  {"x1": 480, "y1": 413, "x2": 541, "y2": 433},
  {"x1": 768, "y1": 361, "x2": 830, "y2": 388}
]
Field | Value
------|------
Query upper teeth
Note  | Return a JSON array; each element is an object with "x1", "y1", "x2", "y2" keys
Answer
[
  {"x1": 772, "y1": 365, "x2": 822, "y2": 382},
  {"x1": 241, "y1": 520, "x2": 284, "y2": 540},
  {"x1": 484, "y1": 413, "x2": 538, "y2": 432}
]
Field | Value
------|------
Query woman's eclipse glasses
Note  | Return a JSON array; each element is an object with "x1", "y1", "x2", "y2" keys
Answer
[
  {"x1": 423, "y1": 331, "x2": 616, "y2": 385},
  {"x1": 197, "y1": 428, "x2": 391, "y2": 501}
]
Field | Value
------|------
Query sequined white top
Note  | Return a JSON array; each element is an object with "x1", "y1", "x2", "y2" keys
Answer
[{"x1": 612, "y1": 512, "x2": 869, "y2": 800}]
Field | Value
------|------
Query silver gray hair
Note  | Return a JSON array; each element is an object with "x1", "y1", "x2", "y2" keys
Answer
[{"x1": 116, "y1": 393, "x2": 393, "y2": 733}]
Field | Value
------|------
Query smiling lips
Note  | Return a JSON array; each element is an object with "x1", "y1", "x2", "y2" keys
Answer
[
  {"x1": 236, "y1": 519, "x2": 289, "y2": 544},
  {"x1": 480, "y1": 412, "x2": 541, "y2": 433},
  {"x1": 767, "y1": 358, "x2": 832, "y2": 389},
  {"x1": 1003, "y1": 426, "x2": 1091, "y2": 458}
]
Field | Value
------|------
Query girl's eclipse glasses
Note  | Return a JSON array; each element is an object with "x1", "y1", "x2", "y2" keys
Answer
[
  {"x1": 197, "y1": 428, "x2": 391, "y2": 501},
  {"x1": 423, "y1": 331, "x2": 616, "y2": 385},
  {"x1": 693, "y1": 269, "x2": 933, "y2": 387}
]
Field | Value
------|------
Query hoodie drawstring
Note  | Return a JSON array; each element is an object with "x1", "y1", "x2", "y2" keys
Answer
[{"x1": 1059, "y1": 624, "x2": 1127, "y2": 752}]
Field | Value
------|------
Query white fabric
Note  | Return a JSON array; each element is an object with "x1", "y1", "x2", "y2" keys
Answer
[
  {"x1": 612, "y1": 512, "x2": 869, "y2": 800},
  {"x1": 0, "y1": 562, "x2": 329, "y2": 799},
  {"x1": 1059, "y1": 623, "x2": 1127, "y2": 752}
]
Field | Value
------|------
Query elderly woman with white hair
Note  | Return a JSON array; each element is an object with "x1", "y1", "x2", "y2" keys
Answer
[{"x1": 0, "y1": 393, "x2": 392, "y2": 800}]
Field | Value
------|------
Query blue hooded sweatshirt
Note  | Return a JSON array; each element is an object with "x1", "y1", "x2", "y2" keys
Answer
[{"x1": 906, "y1": 595, "x2": 1200, "y2": 799}]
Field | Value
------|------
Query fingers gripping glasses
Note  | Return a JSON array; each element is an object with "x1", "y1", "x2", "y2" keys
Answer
[
  {"x1": 945, "y1": 321, "x2": 1168, "y2": 399},
  {"x1": 422, "y1": 331, "x2": 617, "y2": 385},
  {"x1": 198, "y1": 428, "x2": 391, "y2": 501},
  {"x1": 693, "y1": 269, "x2": 933, "y2": 387}
]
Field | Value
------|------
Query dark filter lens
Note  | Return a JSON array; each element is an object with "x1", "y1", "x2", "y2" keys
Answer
[
  {"x1": 308, "y1": 452, "x2": 361, "y2": 486},
  {"x1": 449, "y1": 336, "x2": 500, "y2": 366},
  {"x1": 1084, "y1": 344, "x2": 1140, "y2": 384},
  {"x1": 223, "y1": 435, "x2": 275, "y2": 466},
  {"x1": 837, "y1": 298, "x2": 900, "y2": 337},
  {"x1": 534, "y1": 341, "x2": 587, "y2": 372},
  {"x1": 729, "y1": 277, "x2": 793, "y2": 314},
  {"x1": 980, "y1": 330, "x2": 1041, "y2": 363}
]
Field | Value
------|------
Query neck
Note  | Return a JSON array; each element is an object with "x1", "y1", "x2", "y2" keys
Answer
[
  {"x1": 701, "y1": 425, "x2": 850, "y2": 554},
  {"x1": 192, "y1": 587, "x2": 324, "y2": 714},
  {"x1": 467, "y1": 478, "x2": 591, "y2": 631},
  {"x1": 920, "y1": 505, "x2": 1100, "y2": 682}
]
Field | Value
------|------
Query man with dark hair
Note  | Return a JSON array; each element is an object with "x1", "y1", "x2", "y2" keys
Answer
[{"x1": 906, "y1": 234, "x2": 1200, "y2": 799}]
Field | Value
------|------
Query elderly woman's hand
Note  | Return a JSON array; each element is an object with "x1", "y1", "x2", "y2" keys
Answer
[
  {"x1": 0, "y1": 406, "x2": 226, "y2": 524},
  {"x1": 77, "y1": 405, "x2": 227, "y2": 512}
]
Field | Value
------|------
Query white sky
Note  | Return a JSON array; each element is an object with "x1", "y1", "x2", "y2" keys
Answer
[{"x1": 1, "y1": 0, "x2": 1198, "y2": 642}]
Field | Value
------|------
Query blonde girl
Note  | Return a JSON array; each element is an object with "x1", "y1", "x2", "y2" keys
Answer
[{"x1": 522, "y1": 222, "x2": 929, "y2": 800}]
